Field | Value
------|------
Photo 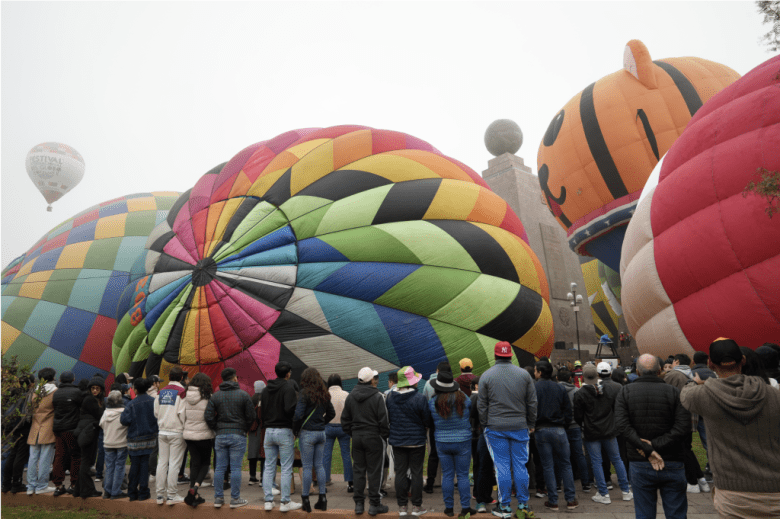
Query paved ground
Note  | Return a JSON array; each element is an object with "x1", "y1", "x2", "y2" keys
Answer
[{"x1": 5, "y1": 470, "x2": 718, "y2": 518}]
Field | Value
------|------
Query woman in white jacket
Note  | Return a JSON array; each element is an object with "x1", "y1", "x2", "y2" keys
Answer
[
  {"x1": 178, "y1": 373, "x2": 215, "y2": 508},
  {"x1": 99, "y1": 390, "x2": 128, "y2": 499}
]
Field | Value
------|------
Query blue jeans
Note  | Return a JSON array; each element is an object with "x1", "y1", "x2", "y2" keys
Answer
[
  {"x1": 437, "y1": 440, "x2": 472, "y2": 510},
  {"x1": 128, "y1": 454, "x2": 151, "y2": 501},
  {"x1": 535, "y1": 427, "x2": 576, "y2": 505},
  {"x1": 324, "y1": 424, "x2": 352, "y2": 483},
  {"x1": 104, "y1": 447, "x2": 127, "y2": 496},
  {"x1": 214, "y1": 434, "x2": 246, "y2": 500},
  {"x1": 96, "y1": 430, "x2": 104, "y2": 477},
  {"x1": 630, "y1": 461, "x2": 686, "y2": 519},
  {"x1": 565, "y1": 427, "x2": 590, "y2": 485},
  {"x1": 584, "y1": 437, "x2": 630, "y2": 495},
  {"x1": 300, "y1": 430, "x2": 326, "y2": 496},
  {"x1": 27, "y1": 443, "x2": 56, "y2": 492},
  {"x1": 263, "y1": 428, "x2": 294, "y2": 503},
  {"x1": 484, "y1": 428, "x2": 530, "y2": 507}
]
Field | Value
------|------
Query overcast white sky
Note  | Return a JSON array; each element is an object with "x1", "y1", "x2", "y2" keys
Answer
[{"x1": 1, "y1": 1, "x2": 774, "y2": 268}]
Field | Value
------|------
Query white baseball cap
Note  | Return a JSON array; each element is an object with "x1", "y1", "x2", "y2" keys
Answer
[
  {"x1": 358, "y1": 367, "x2": 378, "y2": 383},
  {"x1": 597, "y1": 362, "x2": 613, "y2": 375}
]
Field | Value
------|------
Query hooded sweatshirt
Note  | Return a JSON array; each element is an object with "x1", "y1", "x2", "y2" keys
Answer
[
  {"x1": 665, "y1": 365, "x2": 694, "y2": 391},
  {"x1": 259, "y1": 378, "x2": 297, "y2": 429},
  {"x1": 681, "y1": 374, "x2": 780, "y2": 493},
  {"x1": 341, "y1": 383, "x2": 389, "y2": 439},
  {"x1": 558, "y1": 381, "x2": 579, "y2": 429},
  {"x1": 154, "y1": 381, "x2": 186, "y2": 435},
  {"x1": 100, "y1": 405, "x2": 128, "y2": 449},
  {"x1": 179, "y1": 386, "x2": 215, "y2": 441},
  {"x1": 573, "y1": 382, "x2": 617, "y2": 440}
]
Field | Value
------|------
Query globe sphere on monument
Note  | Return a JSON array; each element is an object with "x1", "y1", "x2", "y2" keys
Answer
[{"x1": 485, "y1": 119, "x2": 523, "y2": 157}]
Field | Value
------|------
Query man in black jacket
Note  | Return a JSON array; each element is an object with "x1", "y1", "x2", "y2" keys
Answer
[
  {"x1": 51, "y1": 371, "x2": 83, "y2": 496},
  {"x1": 259, "y1": 362, "x2": 301, "y2": 512},
  {"x1": 614, "y1": 354, "x2": 690, "y2": 519},
  {"x1": 533, "y1": 360, "x2": 578, "y2": 511},
  {"x1": 342, "y1": 367, "x2": 390, "y2": 516}
]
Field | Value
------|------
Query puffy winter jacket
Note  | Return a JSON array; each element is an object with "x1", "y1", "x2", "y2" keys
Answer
[
  {"x1": 179, "y1": 387, "x2": 215, "y2": 441},
  {"x1": 573, "y1": 383, "x2": 617, "y2": 441},
  {"x1": 100, "y1": 406, "x2": 128, "y2": 449},
  {"x1": 342, "y1": 383, "x2": 389, "y2": 439},
  {"x1": 614, "y1": 375, "x2": 690, "y2": 462},
  {"x1": 204, "y1": 381, "x2": 255, "y2": 436},
  {"x1": 429, "y1": 393, "x2": 471, "y2": 444},
  {"x1": 52, "y1": 383, "x2": 83, "y2": 433},
  {"x1": 386, "y1": 389, "x2": 431, "y2": 446}
]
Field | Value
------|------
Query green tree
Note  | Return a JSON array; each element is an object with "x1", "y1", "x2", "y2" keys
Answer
[
  {"x1": 1, "y1": 357, "x2": 43, "y2": 456},
  {"x1": 757, "y1": 1, "x2": 780, "y2": 52},
  {"x1": 744, "y1": 167, "x2": 780, "y2": 218}
]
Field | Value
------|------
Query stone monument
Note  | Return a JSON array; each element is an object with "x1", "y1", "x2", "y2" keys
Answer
[{"x1": 483, "y1": 120, "x2": 597, "y2": 357}]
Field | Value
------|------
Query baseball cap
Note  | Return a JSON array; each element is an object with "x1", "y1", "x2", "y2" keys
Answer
[
  {"x1": 494, "y1": 341, "x2": 513, "y2": 357},
  {"x1": 597, "y1": 362, "x2": 613, "y2": 375},
  {"x1": 582, "y1": 364, "x2": 599, "y2": 383},
  {"x1": 574, "y1": 360, "x2": 582, "y2": 367},
  {"x1": 459, "y1": 358, "x2": 473, "y2": 369},
  {"x1": 709, "y1": 338, "x2": 743, "y2": 365},
  {"x1": 396, "y1": 366, "x2": 422, "y2": 389},
  {"x1": 358, "y1": 367, "x2": 379, "y2": 383}
]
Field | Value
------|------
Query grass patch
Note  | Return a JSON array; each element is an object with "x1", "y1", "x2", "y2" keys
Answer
[{"x1": 1, "y1": 505, "x2": 136, "y2": 519}]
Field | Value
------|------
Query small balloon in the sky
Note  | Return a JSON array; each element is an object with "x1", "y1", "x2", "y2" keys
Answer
[{"x1": 26, "y1": 142, "x2": 85, "y2": 211}]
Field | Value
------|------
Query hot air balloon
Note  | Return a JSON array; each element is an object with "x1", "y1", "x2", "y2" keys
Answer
[
  {"x1": 2, "y1": 192, "x2": 181, "y2": 384},
  {"x1": 581, "y1": 258, "x2": 622, "y2": 341},
  {"x1": 113, "y1": 126, "x2": 554, "y2": 392},
  {"x1": 537, "y1": 40, "x2": 740, "y2": 272},
  {"x1": 26, "y1": 142, "x2": 86, "y2": 211},
  {"x1": 620, "y1": 55, "x2": 780, "y2": 359}
]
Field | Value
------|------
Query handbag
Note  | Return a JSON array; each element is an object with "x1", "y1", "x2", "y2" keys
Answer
[{"x1": 293, "y1": 406, "x2": 317, "y2": 449}]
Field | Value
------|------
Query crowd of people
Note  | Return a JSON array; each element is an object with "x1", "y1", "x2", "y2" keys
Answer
[{"x1": 2, "y1": 338, "x2": 779, "y2": 519}]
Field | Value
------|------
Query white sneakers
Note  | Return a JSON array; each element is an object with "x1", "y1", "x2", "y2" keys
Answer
[
  {"x1": 687, "y1": 483, "x2": 701, "y2": 493},
  {"x1": 592, "y1": 493, "x2": 611, "y2": 504},
  {"x1": 622, "y1": 491, "x2": 633, "y2": 501},
  {"x1": 37, "y1": 486, "x2": 56, "y2": 494},
  {"x1": 265, "y1": 501, "x2": 274, "y2": 511},
  {"x1": 168, "y1": 495, "x2": 185, "y2": 505},
  {"x1": 698, "y1": 478, "x2": 711, "y2": 492},
  {"x1": 280, "y1": 501, "x2": 303, "y2": 512},
  {"x1": 272, "y1": 487, "x2": 281, "y2": 495}
]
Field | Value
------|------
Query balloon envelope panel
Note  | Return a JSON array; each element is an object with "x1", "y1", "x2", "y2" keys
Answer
[
  {"x1": 537, "y1": 40, "x2": 740, "y2": 272},
  {"x1": 1, "y1": 192, "x2": 180, "y2": 383},
  {"x1": 581, "y1": 258, "x2": 622, "y2": 341},
  {"x1": 114, "y1": 127, "x2": 553, "y2": 392},
  {"x1": 620, "y1": 55, "x2": 780, "y2": 359}
]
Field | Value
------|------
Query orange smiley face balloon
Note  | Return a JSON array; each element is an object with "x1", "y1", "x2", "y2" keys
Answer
[{"x1": 537, "y1": 40, "x2": 740, "y2": 272}]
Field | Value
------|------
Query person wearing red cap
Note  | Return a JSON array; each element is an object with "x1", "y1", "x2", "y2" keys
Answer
[
  {"x1": 477, "y1": 341, "x2": 538, "y2": 519},
  {"x1": 681, "y1": 338, "x2": 780, "y2": 518}
]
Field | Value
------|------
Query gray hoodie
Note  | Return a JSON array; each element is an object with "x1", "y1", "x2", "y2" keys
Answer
[
  {"x1": 558, "y1": 381, "x2": 579, "y2": 428},
  {"x1": 478, "y1": 360, "x2": 537, "y2": 431}
]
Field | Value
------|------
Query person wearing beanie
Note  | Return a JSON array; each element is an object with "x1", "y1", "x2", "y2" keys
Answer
[
  {"x1": 386, "y1": 366, "x2": 431, "y2": 517},
  {"x1": 681, "y1": 338, "x2": 780, "y2": 517},
  {"x1": 573, "y1": 364, "x2": 631, "y2": 505},
  {"x1": 247, "y1": 380, "x2": 266, "y2": 488},
  {"x1": 52, "y1": 370, "x2": 83, "y2": 496},
  {"x1": 422, "y1": 360, "x2": 451, "y2": 493},
  {"x1": 100, "y1": 390, "x2": 128, "y2": 499},
  {"x1": 615, "y1": 354, "x2": 690, "y2": 519},
  {"x1": 429, "y1": 370, "x2": 473, "y2": 519},
  {"x1": 74, "y1": 376, "x2": 106, "y2": 499},
  {"x1": 26, "y1": 368, "x2": 58, "y2": 495},
  {"x1": 477, "y1": 341, "x2": 538, "y2": 519},
  {"x1": 342, "y1": 366, "x2": 389, "y2": 516},
  {"x1": 121, "y1": 377, "x2": 158, "y2": 502},
  {"x1": 456, "y1": 358, "x2": 476, "y2": 396}
]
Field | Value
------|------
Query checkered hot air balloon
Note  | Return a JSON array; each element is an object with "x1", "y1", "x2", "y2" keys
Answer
[
  {"x1": 2, "y1": 192, "x2": 181, "y2": 383},
  {"x1": 113, "y1": 127, "x2": 554, "y2": 392}
]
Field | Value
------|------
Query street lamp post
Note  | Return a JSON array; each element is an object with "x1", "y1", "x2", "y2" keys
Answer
[{"x1": 567, "y1": 282, "x2": 584, "y2": 359}]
